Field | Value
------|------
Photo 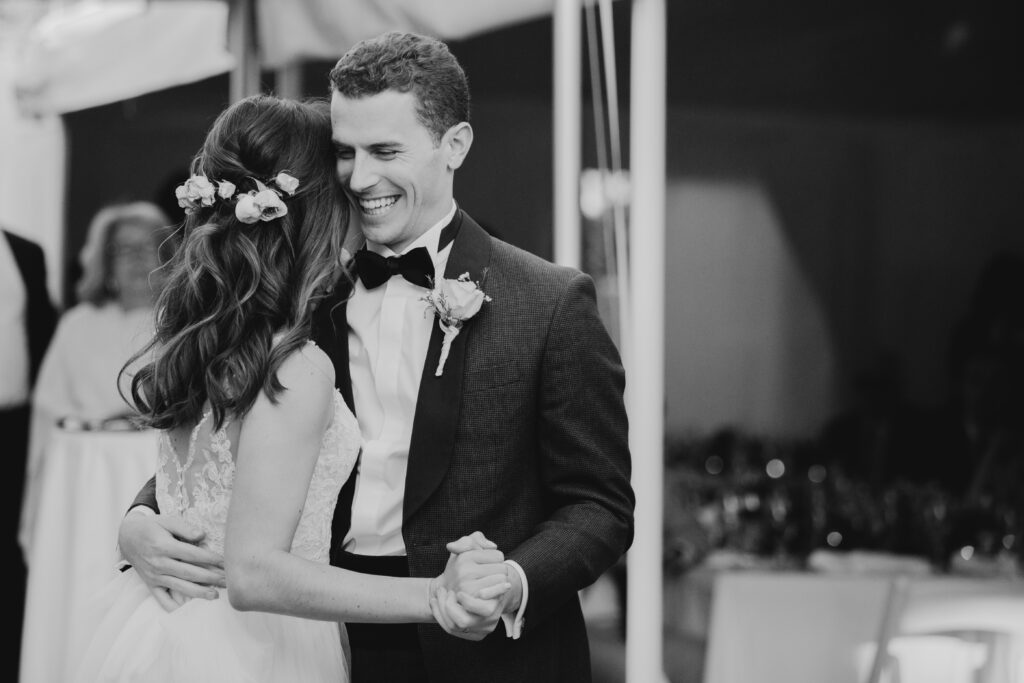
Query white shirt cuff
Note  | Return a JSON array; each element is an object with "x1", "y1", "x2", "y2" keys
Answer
[
  {"x1": 501, "y1": 560, "x2": 528, "y2": 639},
  {"x1": 116, "y1": 504, "x2": 156, "y2": 569}
]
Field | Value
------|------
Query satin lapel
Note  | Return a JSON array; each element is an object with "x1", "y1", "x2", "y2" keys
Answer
[
  {"x1": 313, "y1": 280, "x2": 358, "y2": 558},
  {"x1": 328, "y1": 298, "x2": 355, "y2": 412},
  {"x1": 403, "y1": 212, "x2": 493, "y2": 523},
  {"x1": 310, "y1": 279, "x2": 354, "y2": 411},
  {"x1": 310, "y1": 281, "x2": 353, "y2": 402}
]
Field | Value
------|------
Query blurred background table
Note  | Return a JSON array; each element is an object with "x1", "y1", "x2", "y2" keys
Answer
[
  {"x1": 690, "y1": 565, "x2": 1024, "y2": 683},
  {"x1": 19, "y1": 426, "x2": 157, "y2": 683}
]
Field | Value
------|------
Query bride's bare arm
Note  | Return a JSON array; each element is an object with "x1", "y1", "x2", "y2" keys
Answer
[
  {"x1": 226, "y1": 345, "x2": 513, "y2": 630},
  {"x1": 226, "y1": 346, "x2": 510, "y2": 624}
]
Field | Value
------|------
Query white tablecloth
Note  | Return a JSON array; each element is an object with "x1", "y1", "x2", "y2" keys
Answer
[
  {"x1": 19, "y1": 427, "x2": 157, "y2": 683},
  {"x1": 699, "y1": 569, "x2": 1024, "y2": 683}
]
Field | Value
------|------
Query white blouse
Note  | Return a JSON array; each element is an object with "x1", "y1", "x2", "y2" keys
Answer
[{"x1": 19, "y1": 302, "x2": 154, "y2": 559}]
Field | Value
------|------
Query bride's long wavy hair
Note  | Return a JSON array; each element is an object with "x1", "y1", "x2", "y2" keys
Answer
[{"x1": 124, "y1": 94, "x2": 349, "y2": 430}]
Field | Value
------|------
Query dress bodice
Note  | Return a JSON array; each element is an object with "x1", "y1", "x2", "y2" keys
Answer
[{"x1": 155, "y1": 389, "x2": 359, "y2": 563}]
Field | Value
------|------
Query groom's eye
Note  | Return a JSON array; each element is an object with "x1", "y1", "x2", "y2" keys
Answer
[
  {"x1": 333, "y1": 145, "x2": 354, "y2": 160},
  {"x1": 375, "y1": 149, "x2": 398, "y2": 159}
]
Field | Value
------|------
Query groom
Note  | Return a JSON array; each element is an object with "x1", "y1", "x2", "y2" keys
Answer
[{"x1": 120, "y1": 31, "x2": 633, "y2": 683}]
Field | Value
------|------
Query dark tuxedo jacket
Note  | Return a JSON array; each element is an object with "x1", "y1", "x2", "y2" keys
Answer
[
  {"x1": 313, "y1": 210, "x2": 634, "y2": 682},
  {"x1": 2, "y1": 230, "x2": 57, "y2": 389}
]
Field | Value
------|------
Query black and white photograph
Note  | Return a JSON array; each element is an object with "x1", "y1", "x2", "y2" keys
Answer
[{"x1": 2, "y1": 1, "x2": 1022, "y2": 682}]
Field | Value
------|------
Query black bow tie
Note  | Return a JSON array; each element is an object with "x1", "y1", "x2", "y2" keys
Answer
[{"x1": 353, "y1": 246, "x2": 434, "y2": 289}]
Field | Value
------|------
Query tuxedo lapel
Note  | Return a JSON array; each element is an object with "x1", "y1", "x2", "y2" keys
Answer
[
  {"x1": 314, "y1": 279, "x2": 361, "y2": 560},
  {"x1": 328, "y1": 299, "x2": 355, "y2": 412},
  {"x1": 312, "y1": 279, "x2": 355, "y2": 411},
  {"x1": 403, "y1": 211, "x2": 493, "y2": 522}
]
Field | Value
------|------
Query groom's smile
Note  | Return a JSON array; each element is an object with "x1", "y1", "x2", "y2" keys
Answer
[
  {"x1": 330, "y1": 89, "x2": 455, "y2": 253},
  {"x1": 358, "y1": 195, "x2": 400, "y2": 216}
]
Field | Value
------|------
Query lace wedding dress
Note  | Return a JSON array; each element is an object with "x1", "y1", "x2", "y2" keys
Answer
[{"x1": 72, "y1": 344, "x2": 359, "y2": 682}]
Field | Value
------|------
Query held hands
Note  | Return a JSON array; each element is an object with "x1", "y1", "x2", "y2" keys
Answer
[
  {"x1": 118, "y1": 508, "x2": 226, "y2": 612},
  {"x1": 428, "y1": 531, "x2": 516, "y2": 641}
]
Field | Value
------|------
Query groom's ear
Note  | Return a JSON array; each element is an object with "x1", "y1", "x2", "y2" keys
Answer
[{"x1": 443, "y1": 122, "x2": 473, "y2": 171}]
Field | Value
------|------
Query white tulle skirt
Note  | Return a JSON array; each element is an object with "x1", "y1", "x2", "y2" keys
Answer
[{"x1": 72, "y1": 568, "x2": 349, "y2": 683}]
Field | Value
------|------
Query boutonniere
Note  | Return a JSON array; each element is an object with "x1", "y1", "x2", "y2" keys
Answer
[{"x1": 421, "y1": 272, "x2": 492, "y2": 376}]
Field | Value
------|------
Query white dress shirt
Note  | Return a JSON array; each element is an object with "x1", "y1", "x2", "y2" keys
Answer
[
  {"x1": 344, "y1": 203, "x2": 458, "y2": 555},
  {"x1": 344, "y1": 202, "x2": 527, "y2": 637}
]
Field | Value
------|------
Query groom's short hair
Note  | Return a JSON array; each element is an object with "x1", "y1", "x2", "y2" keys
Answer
[{"x1": 328, "y1": 31, "x2": 470, "y2": 144}]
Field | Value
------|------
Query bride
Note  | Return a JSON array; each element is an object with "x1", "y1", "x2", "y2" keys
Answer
[{"x1": 72, "y1": 94, "x2": 509, "y2": 682}]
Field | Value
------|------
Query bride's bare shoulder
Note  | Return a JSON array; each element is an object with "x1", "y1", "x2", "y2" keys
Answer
[
  {"x1": 296, "y1": 340, "x2": 336, "y2": 385},
  {"x1": 270, "y1": 342, "x2": 335, "y2": 408}
]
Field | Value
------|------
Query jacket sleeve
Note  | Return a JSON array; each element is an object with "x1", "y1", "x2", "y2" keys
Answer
[
  {"x1": 22, "y1": 237, "x2": 57, "y2": 385},
  {"x1": 130, "y1": 475, "x2": 159, "y2": 513},
  {"x1": 507, "y1": 271, "x2": 634, "y2": 627}
]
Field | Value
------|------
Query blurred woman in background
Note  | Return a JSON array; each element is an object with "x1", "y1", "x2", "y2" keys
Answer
[{"x1": 19, "y1": 201, "x2": 172, "y2": 560}]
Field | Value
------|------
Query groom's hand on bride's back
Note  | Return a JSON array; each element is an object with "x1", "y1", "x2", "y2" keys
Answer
[{"x1": 119, "y1": 507, "x2": 226, "y2": 611}]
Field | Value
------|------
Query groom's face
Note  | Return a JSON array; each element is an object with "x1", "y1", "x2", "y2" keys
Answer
[{"x1": 330, "y1": 89, "x2": 453, "y2": 253}]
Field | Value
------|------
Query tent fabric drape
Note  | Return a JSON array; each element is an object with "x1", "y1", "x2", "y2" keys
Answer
[
  {"x1": 1, "y1": 21, "x2": 65, "y2": 304},
  {"x1": 256, "y1": 0, "x2": 557, "y2": 67},
  {"x1": 15, "y1": 0, "x2": 234, "y2": 116},
  {"x1": 14, "y1": 0, "x2": 586, "y2": 114}
]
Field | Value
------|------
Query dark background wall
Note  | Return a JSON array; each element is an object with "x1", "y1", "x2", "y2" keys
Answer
[{"x1": 61, "y1": 1, "x2": 1024, "y2": 436}]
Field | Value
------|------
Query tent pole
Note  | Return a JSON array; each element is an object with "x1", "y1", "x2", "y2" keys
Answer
[
  {"x1": 275, "y1": 63, "x2": 303, "y2": 101},
  {"x1": 228, "y1": 0, "x2": 259, "y2": 102},
  {"x1": 625, "y1": 0, "x2": 666, "y2": 680},
  {"x1": 553, "y1": 0, "x2": 581, "y2": 268}
]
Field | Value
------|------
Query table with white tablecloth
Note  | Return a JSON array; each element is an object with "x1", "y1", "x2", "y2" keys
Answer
[
  {"x1": 682, "y1": 566, "x2": 1024, "y2": 683},
  {"x1": 19, "y1": 427, "x2": 157, "y2": 683}
]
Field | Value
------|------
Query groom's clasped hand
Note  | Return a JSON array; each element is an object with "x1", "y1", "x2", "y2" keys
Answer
[{"x1": 430, "y1": 531, "x2": 516, "y2": 641}]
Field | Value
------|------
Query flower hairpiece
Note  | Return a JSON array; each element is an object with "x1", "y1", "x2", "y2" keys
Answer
[{"x1": 175, "y1": 171, "x2": 300, "y2": 225}]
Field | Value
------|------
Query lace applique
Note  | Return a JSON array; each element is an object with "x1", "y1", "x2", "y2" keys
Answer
[
  {"x1": 289, "y1": 392, "x2": 358, "y2": 562},
  {"x1": 156, "y1": 389, "x2": 359, "y2": 562}
]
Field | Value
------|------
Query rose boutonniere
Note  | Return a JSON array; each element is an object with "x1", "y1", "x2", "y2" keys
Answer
[{"x1": 421, "y1": 272, "x2": 492, "y2": 376}]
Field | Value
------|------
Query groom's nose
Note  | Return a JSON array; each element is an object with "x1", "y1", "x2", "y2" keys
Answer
[{"x1": 347, "y1": 153, "x2": 379, "y2": 193}]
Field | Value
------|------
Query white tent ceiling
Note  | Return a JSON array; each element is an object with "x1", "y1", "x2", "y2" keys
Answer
[
  {"x1": 14, "y1": 1, "x2": 234, "y2": 115},
  {"x1": 257, "y1": 0, "x2": 558, "y2": 69},
  {"x1": 13, "y1": 0, "x2": 562, "y2": 116}
]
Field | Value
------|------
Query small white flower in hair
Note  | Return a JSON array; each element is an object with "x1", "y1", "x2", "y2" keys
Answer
[
  {"x1": 274, "y1": 172, "x2": 300, "y2": 195},
  {"x1": 253, "y1": 188, "x2": 288, "y2": 221},
  {"x1": 216, "y1": 180, "x2": 236, "y2": 200},
  {"x1": 175, "y1": 174, "x2": 217, "y2": 214},
  {"x1": 174, "y1": 184, "x2": 192, "y2": 211},
  {"x1": 235, "y1": 193, "x2": 261, "y2": 224},
  {"x1": 236, "y1": 180, "x2": 289, "y2": 224}
]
